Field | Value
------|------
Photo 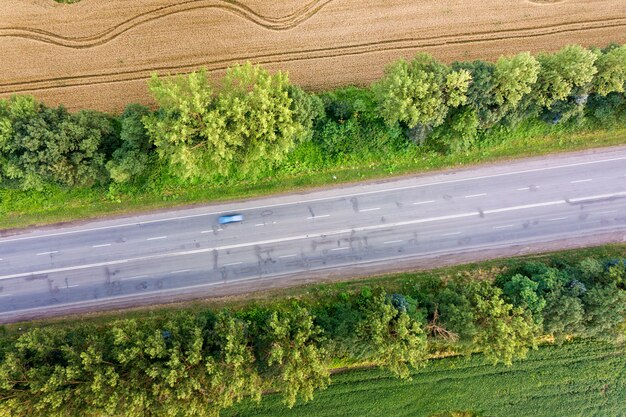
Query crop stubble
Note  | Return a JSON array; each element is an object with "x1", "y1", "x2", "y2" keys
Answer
[{"x1": 1, "y1": 0, "x2": 625, "y2": 112}]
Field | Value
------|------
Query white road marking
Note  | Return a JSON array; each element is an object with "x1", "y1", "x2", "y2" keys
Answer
[
  {"x1": 65, "y1": 285, "x2": 79, "y2": 288},
  {"x1": 412, "y1": 200, "x2": 435, "y2": 205},
  {"x1": 4, "y1": 156, "x2": 626, "y2": 244},
  {"x1": 547, "y1": 217, "x2": 568, "y2": 221},
  {"x1": 170, "y1": 269, "x2": 190, "y2": 274},
  {"x1": 200, "y1": 230, "x2": 212, "y2": 234},
  {"x1": 223, "y1": 262, "x2": 243, "y2": 267},
  {"x1": 9, "y1": 231, "x2": 623, "y2": 317},
  {"x1": 569, "y1": 191, "x2": 626, "y2": 202},
  {"x1": 597, "y1": 210, "x2": 618, "y2": 215},
  {"x1": 516, "y1": 186, "x2": 540, "y2": 191},
  {"x1": 36, "y1": 251, "x2": 58, "y2": 256},
  {"x1": 255, "y1": 223, "x2": 265, "y2": 227},
  {"x1": 0, "y1": 293, "x2": 12, "y2": 297},
  {"x1": 570, "y1": 179, "x2": 593, "y2": 184},
  {"x1": 126, "y1": 275, "x2": 147, "y2": 280},
  {"x1": 331, "y1": 247, "x2": 349, "y2": 251},
  {"x1": 307, "y1": 214, "x2": 330, "y2": 219},
  {"x1": 493, "y1": 224, "x2": 514, "y2": 229},
  {"x1": 484, "y1": 200, "x2": 564, "y2": 214},
  {"x1": 3, "y1": 191, "x2": 626, "y2": 281},
  {"x1": 384, "y1": 240, "x2": 403, "y2": 244},
  {"x1": 279, "y1": 254, "x2": 297, "y2": 259},
  {"x1": 442, "y1": 232, "x2": 461, "y2": 236},
  {"x1": 359, "y1": 207, "x2": 380, "y2": 212},
  {"x1": 465, "y1": 193, "x2": 487, "y2": 198},
  {"x1": 146, "y1": 236, "x2": 167, "y2": 241},
  {"x1": 92, "y1": 243, "x2": 111, "y2": 248}
]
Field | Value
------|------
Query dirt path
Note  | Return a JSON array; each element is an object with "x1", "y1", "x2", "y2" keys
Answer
[{"x1": 1, "y1": 0, "x2": 625, "y2": 112}]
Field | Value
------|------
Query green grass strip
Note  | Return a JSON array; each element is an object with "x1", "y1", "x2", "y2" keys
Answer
[
  {"x1": 1, "y1": 122, "x2": 625, "y2": 230},
  {"x1": 227, "y1": 339, "x2": 626, "y2": 417}
]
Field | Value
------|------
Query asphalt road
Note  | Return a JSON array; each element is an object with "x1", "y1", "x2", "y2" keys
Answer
[{"x1": 1, "y1": 146, "x2": 626, "y2": 322}]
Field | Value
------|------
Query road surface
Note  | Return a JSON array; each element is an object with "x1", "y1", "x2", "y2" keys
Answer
[{"x1": 1, "y1": 146, "x2": 626, "y2": 322}]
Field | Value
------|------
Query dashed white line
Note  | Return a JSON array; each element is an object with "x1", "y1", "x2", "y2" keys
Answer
[
  {"x1": 223, "y1": 262, "x2": 243, "y2": 267},
  {"x1": 255, "y1": 223, "x2": 265, "y2": 227},
  {"x1": 597, "y1": 210, "x2": 618, "y2": 215},
  {"x1": 465, "y1": 193, "x2": 487, "y2": 198},
  {"x1": 412, "y1": 200, "x2": 435, "y2": 205},
  {"x1": 570, "y1": 179, "x2": 593, "y2": 184},
  {"x1": 484, "y1": 200, "x2": 564, "y2": 214},
  {"x1": 200, "y1": 230, "x2": 212, "y2": 234},
  {"x1": 4, "y1": 191, "x2": 626, "y2": 282},
  {"x1": 569, "y1": 191, "x2": 626, "y2": 202},
  {"x1": 359, "y1": 207, "x2": 381, "y2": 212},
  {"x1": 493, "y1": 224, "x2": 514, "y2": 230},
  {"x1": 279, "y1": 254, "x2": 297, "y2": 259},
  {"x1": 307, "y1": 214, "x2": 330, "y2": 219},
  {"x1": 331, "y1": 247, "x2": 349, "y2": 251},
  {"x1": 442, "y1": 232, "x2": 461, "y2": 236},
  {"x1": 0, "y1": 293, "x2": 13, "y2": 297},
  {"x1": 36, "y1": 251, "x2": 58, "y2": 256},
  {"x1": 383, "y1": 240, "x2": 403, "y2": 244},
  {"x1": 146, "y1": 236, "x2": 167, "y2": 241},
  {"x1": 170, "y1": 269, "x2": 191, "y2": 274},
  {"x1": 3, "y1": 155, "x2": 626, "y2": 244},
  {"x1": 92, "y1": 243, "x2": 111, "y2": 248},
  {"x1": 126, "y1": 275, "x2": 147, "y2": 280},
  {"x1": 65, "y1": 285, "x2": 79, "y2": 288},
  {"x1": 547, "y1": 217, "x2": 568, "y2": 221},
  {"x1": 516, "y1": 186, "x2": 540, "y2": 191}
]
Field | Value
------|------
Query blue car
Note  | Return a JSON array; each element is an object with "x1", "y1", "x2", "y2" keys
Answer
[{"x1": 218, "y1": 213, "x2": 244, "y2": 225}]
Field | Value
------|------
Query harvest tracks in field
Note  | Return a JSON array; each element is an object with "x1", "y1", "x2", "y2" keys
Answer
[
  {"x1": 1, "y1": 0, "x2": 624, "y2": 111},
  {"x1": 0, "y1": 0, "x2": 333, "y2": 48},
  {"x1": 3, "y1": 16, "x2": 625, "y2": 95}
]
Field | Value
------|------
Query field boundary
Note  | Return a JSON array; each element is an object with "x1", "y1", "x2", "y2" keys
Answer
[{"x1": 2, "y1": 17, "x2": 625, "y2": 96}]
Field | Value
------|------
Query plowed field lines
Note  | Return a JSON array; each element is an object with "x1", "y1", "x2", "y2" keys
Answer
[
  {"x1": 0, "y1": 0, "x2": 332, "y2": 48},
  {"x1": 1, "y1": 0, "x2": 625, "y2": 111},
  {"x1": 2, "y1": 17, "x2": 624, "y2": 96}
]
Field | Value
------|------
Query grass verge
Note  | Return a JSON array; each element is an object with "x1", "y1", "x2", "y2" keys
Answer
[
  {"x1": 2, "y1": 121, "x2": 625, "y2": 230},
  {"x1": 226, "y1": 338, "x2": 626, "y2": 417}
]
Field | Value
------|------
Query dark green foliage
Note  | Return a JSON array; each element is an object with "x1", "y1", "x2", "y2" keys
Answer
[
  {"x1": 2, "y1": 44, "x2": 626, "y2": 199},
  {"x1": 229, "y1": 339, "x2": 626, "y2": 417},
  {"x1": 2, "y1": 257, "x2": 623, "y2": 416},
  {"x1": 106, "y1": 104, "x2": 153, "y2": 184},
  {"x1": 0, "y1": 96, "x2": 113, "y2": 190}
]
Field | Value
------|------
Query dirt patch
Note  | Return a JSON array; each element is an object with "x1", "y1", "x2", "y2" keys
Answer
[{"x1": 1, "y1": 0, "x2": 625, "y2": 112}]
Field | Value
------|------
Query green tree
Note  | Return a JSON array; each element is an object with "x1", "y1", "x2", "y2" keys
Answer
[
  {"x1": 541, "y1": 290, "x2": 585, "y2": 340},
  {"x1": 432, "y1": 106, "x2": 479, "y2": 153},
  {"x1": 533, "y1": 45, "x2": 597, "y2": 108},
  {"x1": 262, "y1": 305, "x2": 330, "y2": 408},
  {"x1": 203, "y1": 312, "x2": 262, "y2": 415},
  {"x1": 0, "y1": 96, "x2": 111, "y2": 190},
  {"x1": 106, "y1": 104, "x2": 152, "y2": 183},
  {"x1": 501, "y1": 274, "x2": 546, "y2": 320},
  {"x1": 465, "y1": 282, "x2": 538, "y2": 365},
  {"x1": 145, "y1": 63, "x2": 307, "y2": 180},
  {"x1": 354, "y1": 289, "x2": 428, "y2": 379},
  {"x1": 581, "y1": 284, "x2": 626, "y2": 338},
  {"x1": 493, "y1": 52, "x2": 540, "y2": 110},
  {"x1": 592, "y1": 45, "x2": 626, "y2": 96},
  {"x1": 372, "y1": 53, "x2": 471, "y2": 132}
]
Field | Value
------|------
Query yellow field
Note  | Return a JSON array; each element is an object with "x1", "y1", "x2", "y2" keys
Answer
[{"x1": 1, "y1": 0, "x2": 625, "y2": 111}]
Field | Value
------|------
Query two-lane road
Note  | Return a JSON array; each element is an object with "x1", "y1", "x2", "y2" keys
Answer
[{"x1": 1, "y1": 146, "x2": 626, "y2": 322}]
